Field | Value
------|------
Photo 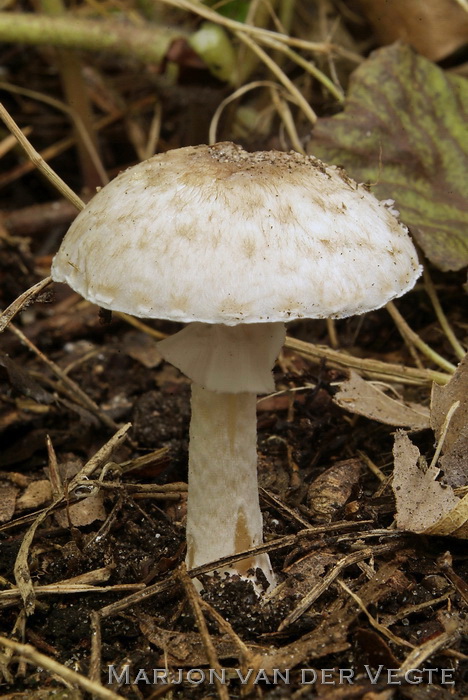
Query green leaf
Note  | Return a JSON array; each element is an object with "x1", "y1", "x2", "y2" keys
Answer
[
  {"x1": 189, "y1": 22, "x2": 236, "y2": 83},
  {"x1": 203, "y1": 0, "x2": 250, "y2": 22},
  {"x1": 309, "y1": 44, "x2": 468, "y2": 271}
]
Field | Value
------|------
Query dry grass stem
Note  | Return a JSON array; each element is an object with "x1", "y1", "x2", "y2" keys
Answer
[
  {"x1": 8, "y1": 322, "x2": 119, "y2": 430},
  {"x1": 357, "y1": 450, "x2": 387, "y2": 482},
  {"x1": 386, "y1": 301, "x2": 457, "y2": 374},
  {"x1": 398, "y1": 629, "x2": 460, "y2": 673},
  {"x1": 423, "y1": 268, "x2": 466, "y2": 360},
  {"x1": 115, "y1": 311, "x2": 168, "y2": 340},
  {"x1": 236, "y1": 32, "x2": 317, "y2": 124},
  {"x1": 269, "y1": 87, "x2": 305, "y2": 152},
  {"x1": 0, "y1": 103, "x2": 85, "y2": 211},
  {"x1": 261, "y1": 36, "x2": 345, "y2": 102},
  {"x1": 381, "y1": 592, "x2": 453, "y2": 627},
  {"x1": 259, "y1": 488, "x2": 312, "y2": 528},
  {"x1": 144, "y1": 99, "x2": 163, "y2": 160},
  {"x1": 13, "y1": 500, "x2": 65, "y2": 615},
  {"x1": 157, "y1": 0, "x2": 362, "y2": 61},
  {"x1": 0, "y1": 636, "x2": 126, "y2": 699},
  {"x1": 178, "y1": 564, "x2": 230, "y2": 700},
  {"x1": 79, "y1": 481, "x2": 187, "y2": 493},
  {"x1": 285, "y1": 335, "x2": 452, "y2": 385},
  {"x1": 278, "y1": 543, "x2": 404, "y2": 631},
  {"x1": 199, "y1": 597, "x2": 254, "y2": 668},
  {"x1": 0, "y1": 125, "x2": 32, "y2": 157},
  {"x1": 99, "y1": 573, "x2": 178, "y2": 618},
  {"x1": 326, "y1": 317, "x2": 339, "y2": 348},
  {"x1": 338, "y1": 578, "x2": 414, "y2": 649},
  {"x1": 0, "y1": 276, "x2": 52, "y2": 333},
  {"x1": 0, "y1": 583, "x2": 145, "y2": 609},
  {"x1": 118, "y1": 446, "x2": 171, "y2": 474},
  {"x1": 89, "y1": 610, "x2": 103, "y2": 684},
  {"x1": 0, "y1": 80, "x2": 108, "y2": 186},
  {"x1": 46, "y1": 434, "x2": 62, "y2": 496},
  {"x1": 209, "y1": 79, "x2": 285, "y2": 144},
  {"x1": 67, "y1": 422, "x2": 132, "y2": 491},
  {"x1": 429, "y1": 400, "x2": 460, "y2": 471}
]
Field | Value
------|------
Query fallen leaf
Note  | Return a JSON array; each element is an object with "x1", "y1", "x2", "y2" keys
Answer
[
  {"x1": 333, "y1": 370, "x2": 430, "y2": 429},
  {"x1": 392, "y1": 431, "x2": 468, "y2": 538},
  {"x1": 53, "y1": 458, "x2": 106, "y2": 527},
  {"x1": 139, "y1": 616, "x2": 263, "y2": 666},
  {"x1": 16, "y1": 480, "x2": 52, "y2": 511},
  {"x1": 283, "y1": 551, "x2": 337, "y2": 598},
  {"x1": 431, "y1": 354, "x2": 468, "y2": 486},
  {"x1": 309, "y1": 44, "x2": 468, "y2": 271},
  {"x1": 54, "y1": 494, "x2": 106, "y2": 528},
  {"x1": 307, "y1": 458, "x2": 361, "y2": 522},
  {"x1": 354, "y1": 627, "x2": 400, "y2": 669},
  {"x1": 121, "y1": 331, "x2": 163, "y2": 368},
  {"x1": 424, "y1": 493, "x2": 468, "y2": 538},
  {"x1": 0, "y1": 480, "x2": 19, "y2": 523},
  {"x1": 355, "y1": 0, "x2": 468, "y2": 61},
  {"x1": 0, "y1": 351, "x2": 54, "y2": 404}
]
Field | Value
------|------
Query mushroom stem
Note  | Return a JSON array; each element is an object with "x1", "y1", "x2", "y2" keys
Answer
[
  {"x1": 187, "y1": 384, "x2": 275, "y2": 588},
  {"x1": 158, "y1": 321, "x2": 285, "y2": 590}
]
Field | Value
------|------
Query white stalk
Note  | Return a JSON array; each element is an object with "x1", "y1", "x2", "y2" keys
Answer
[
  {"x1": 187, "y1": 385, "x2": 275, "y2": 588},
  {"x1": 158, "y1": 322, "x2": 285, "y2": 590}
]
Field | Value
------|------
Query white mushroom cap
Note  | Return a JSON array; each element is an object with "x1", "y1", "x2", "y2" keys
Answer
[{"x1": 51, "y1": 142, "x2": 422, "y2": 324}]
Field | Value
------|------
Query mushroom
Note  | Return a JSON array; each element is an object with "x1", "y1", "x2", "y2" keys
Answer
[{"x1": 51, "y1": 142, "x2": 422, "y2": 591}]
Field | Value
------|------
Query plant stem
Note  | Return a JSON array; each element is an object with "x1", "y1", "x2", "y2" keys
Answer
[
  {"x1": 40, "y1": 0, "x2": 106, "y2": 191},
  {"x1": 236, "y1": 0, "x2": 279, "y2": 85},
  {"x1": 423, "y1": 268, "x2": 465, "y2": 361},
  {"x1": 0, "y1": 12, "x2": 182, "y2": 64},
  {"x1": 284, "y1": 335, "x2": 452, "y2": 386},
  {"x1": 0, "y1": 103, "x2": 85, "y2": 211},
  {"x1": 386, "y1": 301, "x2": 457, "y2": 374},
  {"x1": 237, "y1": 31, "x2": 317, "y2": 124}
]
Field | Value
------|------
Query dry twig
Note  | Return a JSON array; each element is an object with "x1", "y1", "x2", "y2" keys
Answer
[{"x1": 0, "y1": 635, "x2": 125, "y2": 699}]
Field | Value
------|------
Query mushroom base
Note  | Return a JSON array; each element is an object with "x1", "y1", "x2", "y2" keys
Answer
[{"x1": 186, "y1": 384, "x2": 276, "y2": 591}]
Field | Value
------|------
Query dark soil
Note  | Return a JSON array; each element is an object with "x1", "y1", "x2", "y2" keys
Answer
[{"x1": 0, "y1": 3, "x2": 467, "y2": 698}]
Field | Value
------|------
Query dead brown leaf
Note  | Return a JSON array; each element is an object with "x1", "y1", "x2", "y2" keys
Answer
[
  {"x1": 16, "y1": 480, "x2": 52, "y2": 512},
  {"x1": 54, "y1": 494, "x2": 106, "y2": 528},
  {"x1": 0, "y1": 351, "x2": 54, "y2": 405},
  {"x1": 139, "y1": 616, "x2": 264, "y2": 666},
  {"x1": 54, "y1": 458, "x2": 106, "y2": 527},
  {"x1": 261, "y1": 557, "x2": 404, "y2": 673},
  {"x1": 431, "y1": 354, "x2": 468, "y2": 487},
  {"x1": 333, "y1": 371, "x2": 430, "y2": 429},
  {"x1": 307, "y1": 458, "x2": 362, "y2": 522},
  {"x1": 283, "y1": 551, "x2": 338, "y2": 598},
  {"x1": 392, "y1": 431, "x2": 468, "y2": 538},
  {"x1": 121, "y1": 330, "x2": 163, "y2": 369},
  {"x1": 0, "y1": 480, "x2": 19, "y2": 523},
  {"x1": 356, "y1": 0, "x2": 468, "y2": 61}
]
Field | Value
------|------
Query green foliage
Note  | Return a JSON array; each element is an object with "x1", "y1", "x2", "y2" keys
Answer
[
  {"x1": 309, "y1": 44, "x2": 468, "y2": 271},
  {"x1": 203, "y1": 0, "x2": 250, "y2": 22},
  {"x1": 188, "y1": 21, "x2": 236, "y2": 83}
]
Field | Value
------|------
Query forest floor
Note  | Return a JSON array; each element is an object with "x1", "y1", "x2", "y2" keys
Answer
[{"x1": 0, "y1": 1, "x2": 467, "y2": 698}]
